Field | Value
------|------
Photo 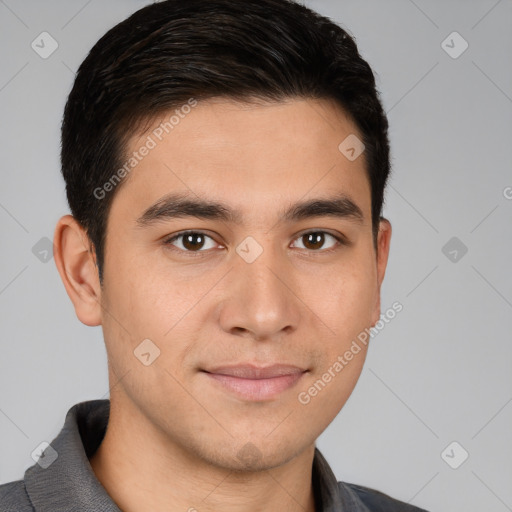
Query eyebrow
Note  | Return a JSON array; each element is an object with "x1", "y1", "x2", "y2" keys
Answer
[{"x1": 135, "y1": 192, "x2": 365, "y2": 228}]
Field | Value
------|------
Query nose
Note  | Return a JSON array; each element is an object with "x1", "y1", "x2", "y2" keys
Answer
[{"x1": 217, "y1": 241, "x2": 301, "y2": 341}]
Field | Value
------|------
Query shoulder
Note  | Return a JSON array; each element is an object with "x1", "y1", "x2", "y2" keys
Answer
[
  {"x1": 0, "y1": 480, "x2": 33, "y2": 511},
  {"x1": 342, "y1": 482, "x2": 430, "y2": 512}
]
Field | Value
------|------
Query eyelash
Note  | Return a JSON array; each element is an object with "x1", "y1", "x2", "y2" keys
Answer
[{"x1": 162, "y1": 230, "x2": 348, "y2": 257}]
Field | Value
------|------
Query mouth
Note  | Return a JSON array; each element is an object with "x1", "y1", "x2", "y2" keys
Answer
[{"x1": 200, "y1": 364, "x2": 308, "y2": 401}]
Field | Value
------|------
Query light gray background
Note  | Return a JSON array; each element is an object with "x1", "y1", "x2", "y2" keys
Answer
[{"x1": 1, "y1": 1, "x2": 511, "y2": 511}]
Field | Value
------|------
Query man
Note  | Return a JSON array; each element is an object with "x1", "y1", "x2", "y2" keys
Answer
[{"x1": 0, "y1": 0, "x2": 430, "y2": 510}]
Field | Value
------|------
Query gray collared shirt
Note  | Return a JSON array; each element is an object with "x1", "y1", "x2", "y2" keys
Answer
[{"x1": 0, "y1": 399, "x2": 429, "y2": 511}]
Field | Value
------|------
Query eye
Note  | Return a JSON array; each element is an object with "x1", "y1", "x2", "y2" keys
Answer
[
  {"x1": 162, "y1": 229, "x2": 347, "y2": 256},
  {"x1": 291, "y1": 231, "x2": 345, "y2": 252},
  {"x1": 163, "y1": 231, "x2": 219, "y2": 253}
]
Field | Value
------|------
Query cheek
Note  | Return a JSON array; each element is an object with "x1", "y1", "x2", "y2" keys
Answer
[
  {"x1": 104, "y1": 243, "x2": 172, "y2": 327},
  {"x1": 101, "y1": 259, "x2": 213, "y2": 381},
  {"x1": 296, "y1": 255, "x2": 375, "y2": 411},
  {"x1": 303, "y1": 255, "x2": 377, "y2": 339},
  {"x1": 294, "y1": 338, "x2": 368, "y2": 440}
]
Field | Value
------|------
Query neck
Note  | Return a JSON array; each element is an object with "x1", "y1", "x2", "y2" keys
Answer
[{"x1": 89, "y1": 397, "x2": 317, "y2": 512}]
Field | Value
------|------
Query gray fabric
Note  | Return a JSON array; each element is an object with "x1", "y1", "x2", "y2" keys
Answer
[{"x1": 0, "y1": 400, "x2": 429, "y2": 511}]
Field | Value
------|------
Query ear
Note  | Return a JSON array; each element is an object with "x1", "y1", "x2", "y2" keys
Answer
[
  {"x1": 53, "y1": 215, "x2": 102, "y2": 326},
  {"x1": 370, "y1": 218, "x2": 392, "y2": 327}
]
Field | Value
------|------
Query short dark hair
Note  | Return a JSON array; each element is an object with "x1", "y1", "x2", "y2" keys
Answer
[{"x1": 61, "y1": 0, "x2": 391, "y2": 283}]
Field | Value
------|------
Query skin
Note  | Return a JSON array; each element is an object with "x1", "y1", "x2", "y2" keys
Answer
[{"x1": 53, "y1": 97, "x2": 391, "y2": 512}]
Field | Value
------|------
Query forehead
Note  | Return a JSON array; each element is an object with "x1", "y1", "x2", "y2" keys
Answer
[{"x1": 112, "y1": 97, "x2": 371, "y2": 224}]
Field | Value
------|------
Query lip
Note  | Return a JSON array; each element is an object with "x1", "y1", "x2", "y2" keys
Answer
[
  {"x1": 201, "y1": 364, "x2": 308, "y2": 401},
  {"x1": 204, "y1": 364, "x2": 306, "y2": 379}
]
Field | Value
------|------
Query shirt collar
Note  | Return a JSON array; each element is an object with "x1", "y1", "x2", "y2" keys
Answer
[
  {"x1": 24, "y1": 399, "x2": 369, "y2": 512},
  {"x1": 24, "y1": 399, "x2": 120, "y2": 512},
  {"x1": 312, "y1": 445, "x2": 371, "y2": 512}
]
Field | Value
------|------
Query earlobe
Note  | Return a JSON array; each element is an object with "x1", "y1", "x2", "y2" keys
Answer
[{"x1": 53, "y1": 215, "x2": 103, "y2": 326}]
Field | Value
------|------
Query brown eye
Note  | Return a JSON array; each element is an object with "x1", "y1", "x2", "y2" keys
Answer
[
  {"x1": 181, "y1": 232, "x2": 206, "y2": 251},
  {"x1": 303, "y1": 232, "x2": 325, "y2": 250},
  {"x1": 291, "y1": 231, "x2": 343, "y2": 251},
  {"x1": 164, "y1": 231, "x2": 217, "y2": 252}
]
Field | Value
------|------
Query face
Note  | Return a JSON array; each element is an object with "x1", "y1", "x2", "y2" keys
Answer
[{"x1": 68, "y1": 97, "x2": 391, "y2": 471}]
